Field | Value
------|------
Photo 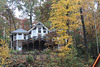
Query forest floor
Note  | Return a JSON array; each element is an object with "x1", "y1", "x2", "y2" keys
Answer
[{"x1": 8, "y1": 50, "x2": 94, "y2": 67}]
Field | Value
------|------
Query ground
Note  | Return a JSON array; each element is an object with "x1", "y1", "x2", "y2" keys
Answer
[{"x1": 7, "y1": 49, "x2": 94, "y2": 67}]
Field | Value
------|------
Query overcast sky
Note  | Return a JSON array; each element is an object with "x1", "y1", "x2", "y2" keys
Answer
[
  {"x1": 8, "y1": 0, "x2": 46, "y2": 20},
  {"x1": 9, "y1": 0, "x2": 98, "y2": 20}
]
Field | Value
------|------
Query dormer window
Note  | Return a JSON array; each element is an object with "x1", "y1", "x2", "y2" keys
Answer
[
  {"x1": 38, "y1": 28, "x2": 41, "y2": 33},
  {"x1": 37, "y1": 23, "x2": 41, "y2": 25}
]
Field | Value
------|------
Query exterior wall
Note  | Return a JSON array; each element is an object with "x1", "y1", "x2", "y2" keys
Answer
[
  {"x1": 31, "y1": 29, "x2": 37, "y2": 38},
  {"x1": 26, "y1": 35, "x2": 28, "y2": 40},
  {"x1": 16, "y1": 34, "x2": 24, "y2": 40},
  {"x1": 30, "y1": 26, "x2": 49, "y2": 38},
  {"x1": 13, "y1": 34, "x2": 25, "y2": 41}
]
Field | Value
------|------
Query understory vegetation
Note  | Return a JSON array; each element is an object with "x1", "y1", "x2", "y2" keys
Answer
[{"x1": 0, "y1": 39, "x2": 94, "y2": 67}]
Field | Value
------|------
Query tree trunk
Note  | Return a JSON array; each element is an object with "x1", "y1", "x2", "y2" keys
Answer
[
  {"x1": 7, "y1": 9, "x2": 16, "y2": 30},
  {"x1": 80, "y1": 7, "x2": 88, "y2": 57},
  {"x1": 29, "y1": 3, "x2": 33, "y2": 28},
  {"x1": 30, "y1": 10, "x2": 32, "y2": 28},
  {"x1": 93, "y1": 11, "x2": 99, "y2": 54}
]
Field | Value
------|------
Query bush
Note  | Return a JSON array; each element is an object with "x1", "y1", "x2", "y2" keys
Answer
[
  {"x1": 42, "y1": 49, "x2": 51, "y2": 54},
  {"x1": 10, "y1": 50, "x2": 19, "y2": 54},
  {"x1": 18, "y1": 63, "x2": 26, "y2": 67},
  {"x1": 26, "y1": 55, "x2": 34, "y2": 64}
]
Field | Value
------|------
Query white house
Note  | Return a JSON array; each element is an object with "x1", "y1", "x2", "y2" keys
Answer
[{"x1": 10, "y1": 22, "x2": 50, "y2": 51}]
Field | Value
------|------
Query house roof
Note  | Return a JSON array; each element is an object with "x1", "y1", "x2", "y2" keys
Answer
[
  {"x1": 92, "y1": 54, "x2": 100, "y2": 67},
  {"x1": 28, "y1": 22, "x2": 50, "y2": 33},
  {"x1": 11, "y1": 22, "x2": 50, "y2": 34},
  {"x1": 11, "y1": 29, "x2": 28, "y2": 34}
]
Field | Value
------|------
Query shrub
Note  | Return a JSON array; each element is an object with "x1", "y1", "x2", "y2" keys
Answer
[
  {"x1": 26, "y1": 55, "x2": 34, "y2": 64},
  {"x1": 10, "y1": 50, "x2": 19, "y2": 54},
  {"x1": 42, "y1": 49, "x2": 51, "y2": 54},
  {"x1": 18, "y1": 63, "x2": 26, "y2": 67}
]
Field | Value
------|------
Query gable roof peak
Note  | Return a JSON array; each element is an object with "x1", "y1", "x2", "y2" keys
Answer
[{"x1": 28, "y1": 22, "x2": 50, "y2": 33}]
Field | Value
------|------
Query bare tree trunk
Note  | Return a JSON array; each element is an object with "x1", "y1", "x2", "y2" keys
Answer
[
  {"x1": 10, "y1": 11, "x2": 16, "y2": 30},
  {"x1": 7, "y1": 8, "x2": 16, "y2": 30},
  {"x1": 29, "y1": 1, "x2": 33, "y2": 28},
  {"x1": 93, "y1": 11, "x2": 99, "y2": 54},
  {"x1": 30, "y1": 9, "x2": 32, "y2": 28},
  {"x1": 80, "y1": 7, "x2": 88, "y2": 57}
]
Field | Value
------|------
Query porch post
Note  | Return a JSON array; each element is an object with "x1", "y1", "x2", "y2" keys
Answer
[
  {"x1": 27, "y1": 43, "x2": 28, "y2": 51},
  {"x1": 33, "y1": 41, "x2": 34, "y2": 49},
  {"x1": 39, "y1": 40, "x2": 40, "y2": 51}
]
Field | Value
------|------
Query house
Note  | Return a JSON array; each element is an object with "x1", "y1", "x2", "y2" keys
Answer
[
  {"x1": 92, "y1": 54, "x2": 100, "y2": 67},
  {"x1": 10, "y1": 22, "x2": 50, "y2": 51}
]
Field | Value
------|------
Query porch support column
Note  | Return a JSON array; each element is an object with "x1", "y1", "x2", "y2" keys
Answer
[
  {"x1": 27, "y1": 43, "x2": 28, "y2": 51},
  {"x1": 33, "y1": 41, "x2": 34, "y2": 49},
  {"x1": 39, "y1": 40, "x2": 40, "y2": 51}
]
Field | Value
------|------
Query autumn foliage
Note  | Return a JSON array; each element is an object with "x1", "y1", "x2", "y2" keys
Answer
[{"x1": 0, "y1": 39, "x2": 11, "y2": 66}]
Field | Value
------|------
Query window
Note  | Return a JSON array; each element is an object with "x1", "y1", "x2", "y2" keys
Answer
[
  {"x1": 38, "y1": 28, "x2": 41, "y2": 33},
  {"x1": 37, "y1": 23, "x2": 41, "y2": 25},
  {"x1": 43, "y1": 30, "x2": 46, "y2": 33},
  {"x1": 18, "y1": 33, "x2": 22, "y2": 35}
]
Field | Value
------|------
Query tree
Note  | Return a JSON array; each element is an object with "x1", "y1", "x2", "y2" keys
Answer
[
  {"x1": 20, "y1": 18, "x2": 31, "y2": 31},
  {"x1": 95, "y1": 0, "x2": 100, "y2": 55},
  {"x1": 33, "y1": 0, "x2": 52, "y2": 28},
  {"x1": 0, "y1": 39, "x2": 11, "y2": 66},
  {"x1": 8, "y1": 0, "x2": 38, "y2": 28},
  {"x1": 49, "y1": 0, "x2": 80, "y2": 54}
]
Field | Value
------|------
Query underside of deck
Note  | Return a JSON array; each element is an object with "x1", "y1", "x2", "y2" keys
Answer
[{"x1": 22, "y1": 38, "x2": 46, "y2": 52}]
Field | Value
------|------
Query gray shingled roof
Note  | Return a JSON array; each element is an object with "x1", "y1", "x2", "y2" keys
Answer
[{"x1": 11, "y1": 29, "x2": 28, "y2": 34}]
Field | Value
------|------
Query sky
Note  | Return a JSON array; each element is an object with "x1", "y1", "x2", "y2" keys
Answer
[
  {"x1": 14, "y1": 8, "x2": 23, "y2": 18},
  {"x1": 9, "y1": 0, "x2": 45, "y2": 20}
]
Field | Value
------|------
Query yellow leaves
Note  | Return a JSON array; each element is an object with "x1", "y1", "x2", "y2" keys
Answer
[
  {"x1": 50, "y1": 0, "x2": 80, "y2": 30},
  {"x1": 50, "y1": 0, "x2": 78, "y2": 54},
  {"x1": 59, "y1": 43, "x2": 72, "y2": 57},
  {"x1": 49, "y1": 0, "x2": 96, "y2": 57},
  {"x1": 0, "y1": 39, "x2": 5, "y2": 45},
  {"x1": 0, "y1": 39, "x2": 11, "y2": 65}
]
